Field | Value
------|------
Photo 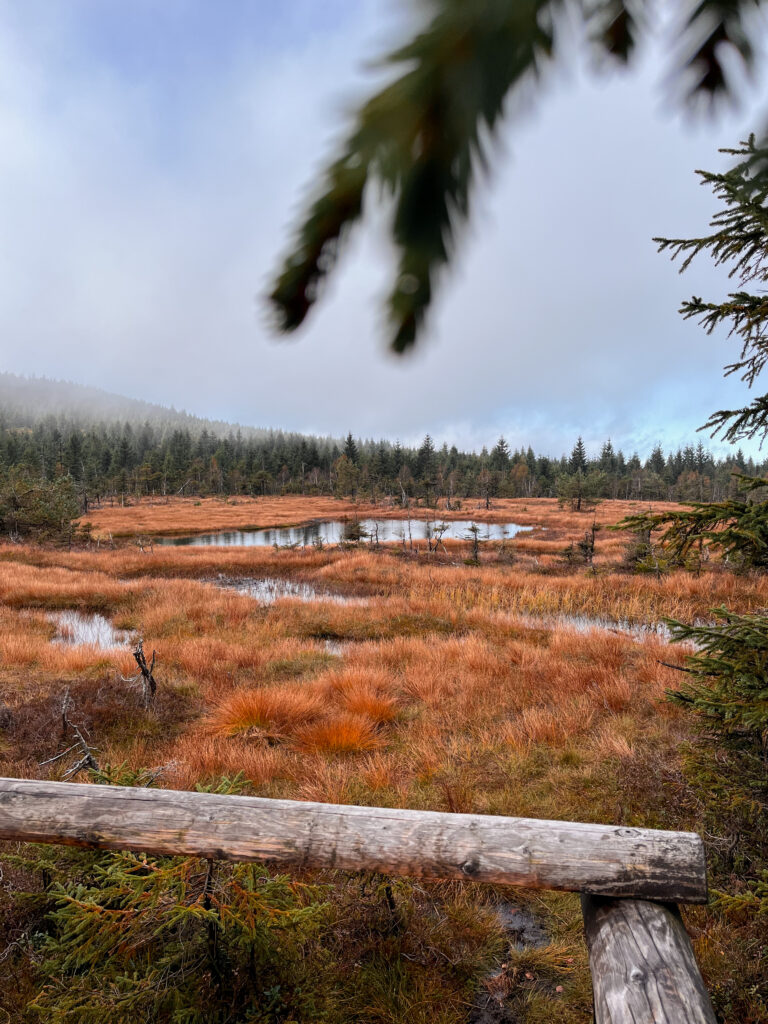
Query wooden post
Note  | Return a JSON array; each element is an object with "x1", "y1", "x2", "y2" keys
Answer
[
  {"x1": 581, "y1": 895, "x2": 716, "y2": 1023},
  {"x1": 0, "y1": 777, "x2": 708, "y2": 902}
]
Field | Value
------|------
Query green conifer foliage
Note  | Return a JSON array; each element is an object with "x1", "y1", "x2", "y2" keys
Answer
[
  {"x1": 665, "y1": 608, "x2": 768, "y2": 750},
  {"x1": 0, "y1": 471, "x2": 80, "y2": 540},
  {"x1": 19, "y1": 772, "x2": 331, "y2": 1024},
  {"x1": 343, "y1": 432, "x2": 359, "y2": 464},
  {"x1": 616, "y1": 474, "x2": 768, "y2": 570},
  {"x1": 568, "y1": 437, "x2": 587, "y2": 474},
  {"x1": 656, "y1": 136, "x2": 768, "y2": 444}
]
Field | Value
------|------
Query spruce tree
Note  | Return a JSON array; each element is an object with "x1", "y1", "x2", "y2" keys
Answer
[
  {"x1": 490, "y1": 436, "x2": 510, "y2": 471},
  {"x1": 343, "y1": 432, "x2": 359, "y2": 464},
  {"x1": 415, "y1": 434, "x2": 437, "y2": 480},
  {"x1": 647, "y1": 444, "x2": 666, "y2": 477},
  {"x1": 599, "y1": 440, "x2": 617, "y2": 474},
  {"x1": 656, "y1": 136, "x2": 768, "y2": 444},
  {"x1": 568, "y1": 437, "x2": 587, "y2": 474}
]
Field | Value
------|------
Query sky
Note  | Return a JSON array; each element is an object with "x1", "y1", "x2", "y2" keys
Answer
[{"x1": 2, "y1": 1, "x2": 768, "y2": 460}]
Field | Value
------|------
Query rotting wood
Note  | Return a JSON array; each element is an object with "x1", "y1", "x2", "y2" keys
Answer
[
  {"x1": 581, "y1": 895, "x2": 716, "y2": 1023},
  {"x1": 131, "y1": 640, "x2": 157, "y2": 708},
  {"x1": 0, "y1": 778, "x2": 707, "y2": 902}
]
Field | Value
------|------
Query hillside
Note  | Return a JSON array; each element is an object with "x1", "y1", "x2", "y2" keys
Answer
[{"x1": 0, "y1": 372, "x2": 273, "y2": 440}]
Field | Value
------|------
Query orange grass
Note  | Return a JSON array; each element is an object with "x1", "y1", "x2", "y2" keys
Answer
[
  {"x1": 319, "y1": 668, "x2": 399, "y2": 722},
  {"x1": 170, "y1": 735, "x2": 287, "y2": 790},
  {"x1": 294, "y1": 713, "x2": 383, "y2": 754},
  {"x1": 79, "y1": 495, "x2": 361, "y2": 537},
  {"x1": 208, "y1": 686, "x2": 325, "y2": 737},
  {"x1": 0, "y1": 498, "x2": 734, "y2": 812}
]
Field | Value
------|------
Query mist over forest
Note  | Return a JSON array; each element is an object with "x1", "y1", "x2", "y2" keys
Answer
[{"x1": 1, "y1": 372, "x2": 764, "y2": 506}]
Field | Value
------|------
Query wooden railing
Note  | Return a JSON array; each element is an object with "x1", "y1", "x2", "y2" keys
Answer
[{"x1": 0, "y1": 777, "x2": 716, "y2": 1023}]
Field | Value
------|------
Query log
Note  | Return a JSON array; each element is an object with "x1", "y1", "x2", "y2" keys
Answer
[
  {"x1": 581, "y1": 895, "x2": 716, "y2": 1023},
  {"x1": 0, "y1": 777, "x2": 708, "y2": 902}
]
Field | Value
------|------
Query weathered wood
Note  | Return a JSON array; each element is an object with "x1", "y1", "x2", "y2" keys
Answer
[
  {"x1": 0, "y1": 777, "x2": 707, "y2": 901},
  {"x1": 581, "y1": 895, "x2": 716, "y2": 1023}
]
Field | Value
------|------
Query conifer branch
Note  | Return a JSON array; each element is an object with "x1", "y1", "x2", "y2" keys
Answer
[{"x1": 270, "y1": 1, "x2": 766, "y2": 351}]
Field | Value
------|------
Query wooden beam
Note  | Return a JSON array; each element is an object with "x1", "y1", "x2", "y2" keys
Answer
[
  {"x1": 581, "y1": 895, "x2": 716, "y2": 1023},
  {"x1": 0, "y1": 777, "x2": 707, "y2": 902}
]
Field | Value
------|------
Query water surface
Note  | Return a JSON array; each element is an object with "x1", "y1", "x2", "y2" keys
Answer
[
  {"x1": 161, "y1": 518, "x2": 531, "y2": 548},
  {"x1": 50, "y1": 611, "x2": 132, "y2": 649},
  {"x1": 213, "y1": 576, "x2": 366, "y2": 605}
]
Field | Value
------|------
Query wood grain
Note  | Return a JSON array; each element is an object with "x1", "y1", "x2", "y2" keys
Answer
[
  {"x1": 582, "y1": 895, "x2": 716, "y2": 1023},
  {"x1": 0, "y1": 777, "x2": 707, "y2": 901}
]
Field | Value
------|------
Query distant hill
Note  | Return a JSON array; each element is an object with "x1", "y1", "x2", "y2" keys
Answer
[{"x1": 0, "y1": 373, "x2": 275, "y2": 440}]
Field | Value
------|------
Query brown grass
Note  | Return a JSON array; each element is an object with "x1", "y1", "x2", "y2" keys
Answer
[
  {"x1": 319, "y1": 668, "x2": 399, "y2": 722},
  {"x1": 208, "y1": 686, "x2": 325, "y2": 737},
  {"x1": 78, "y1": 495, "x2": 366, "y2": 537},
  {"x1": 294, "y1": 713, "x2": 383, "y2": 754}
]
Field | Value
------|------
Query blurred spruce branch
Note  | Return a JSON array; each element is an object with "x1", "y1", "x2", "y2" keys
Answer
[{"x1": 269, "y1": 0, "x2": 766, "y2": 352}]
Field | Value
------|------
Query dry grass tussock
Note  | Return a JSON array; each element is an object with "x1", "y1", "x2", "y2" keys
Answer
[
  {"x1": 207, "y1": 686, "x2": 325, "y2": 737},
  {"x1": 294, "y1": 713, "x2": 383, "y2": 754}
]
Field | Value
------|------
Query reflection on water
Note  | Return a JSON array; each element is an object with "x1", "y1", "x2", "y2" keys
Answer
[
  {"x1": 213, "y1": 577, "x2": 366, "y2": 606},
  {"x1": 50, "y1": 611, "x2": 132, "y2": 648},
  {"x1": 161, "y1": 518, "x2": 532, "y2": 548},
  {"x1": 519, "y1": 613, "x2": 672, "y2": 642},
  {"x1": 323, "y1": 639, "x2": 348, "y2": 655}
]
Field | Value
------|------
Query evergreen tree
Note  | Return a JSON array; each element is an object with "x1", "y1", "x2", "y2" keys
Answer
[
  {"x1": 618, "y1": 475, "x2": 768, "y2": 570},
  {"x1": 599, "y1": 439, "x2": 617, "y2": 474},
  {"x1": 647, "y1": 443, "x2": 666, "y2": 477},
  {"x1": 569, "y1": 437, "x2": 587, "y2": 473},
  {"x1": 22, "y1": 771, "x2": 330, "y2": 1023},
  {"x1": 415, "y1": 434, "x2": 437, "y2": 480},
  {"x1": 657, "y1": 136, "x2": 768, "y2": 443},
  {"x1": 490, "y1": 436, "x2": 510, "y2": 471},
  {"x1": 343, "y1": 432, "x2": 359, "y2": 464}
]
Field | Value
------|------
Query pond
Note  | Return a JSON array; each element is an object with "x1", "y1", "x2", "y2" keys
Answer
[
  {"x1": 49, "y1": 611, "x2": 133, "y2": 649},
  {"x1": 522, "y1": 613, "x2": 672, "y2": 642},
  {"x1": 160, "y1": 518, "x2": 532, "y2": 548},
  {"x1": 212, "y1": 577, "x2": 366, "y2": 606}
]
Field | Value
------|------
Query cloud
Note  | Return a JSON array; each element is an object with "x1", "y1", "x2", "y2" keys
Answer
[{"x1": 1, "y1": 1, "x2": 768, "y2": 458}]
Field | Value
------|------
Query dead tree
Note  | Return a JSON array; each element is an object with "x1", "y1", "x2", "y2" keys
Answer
[
  {"x1": 428, "y1": 522, "x2": 449, "y2": 553},
  {"x1": 39, "y1": 689, "x2": 100, "y2": 779},
  {"x1": 123, "y1": 640, "x2": 158, "y2": 709},
  {"x1": 578, "y1": 520, "x2": 601, "y2": 567}
]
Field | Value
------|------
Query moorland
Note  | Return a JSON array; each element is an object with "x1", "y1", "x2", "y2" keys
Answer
[{"x1": 1, "y1": 494, "x2": 766, "y2": 1022}]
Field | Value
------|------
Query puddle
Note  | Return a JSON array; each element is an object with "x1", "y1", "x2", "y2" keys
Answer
[
  {"x1": 494, "y1": 904, "x2": 549, "y2": 950},
  {"x1": 469, "y1": 904, "x2": 550, "y2": 1024},
  {"x1": 518, "y1": 613, "x2": 672, "y2": 642},
  {"x1": 323, "y1": 639, "x2": 349, "y2": 655},
  {"x1": 49, "y1": 611, "x2": 132, "y2": 649},
  {"x1": 211, "y1": 576, "x2": 367, "y2": 606},
  {"x1": 159, "y1": 519, "x2": 532, "y2": 548}
]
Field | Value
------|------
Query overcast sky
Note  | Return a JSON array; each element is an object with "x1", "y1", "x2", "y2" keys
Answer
[{"x1": 2, "y1": 1, "x2": 768, "y2": 459}]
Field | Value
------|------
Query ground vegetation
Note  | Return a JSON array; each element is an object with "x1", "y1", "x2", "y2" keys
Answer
[{"x1": 0, "y1": 497, "x2": 766, "y2": 1020}]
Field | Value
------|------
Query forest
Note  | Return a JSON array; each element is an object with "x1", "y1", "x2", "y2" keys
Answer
[{"x1": 1, "y1": 402, "x2": 763, "y2": 512}]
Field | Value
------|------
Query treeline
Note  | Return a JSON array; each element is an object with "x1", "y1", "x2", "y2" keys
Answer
[{"x1": 0, "y1": 415, "x2": 764, "y2": 507}]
